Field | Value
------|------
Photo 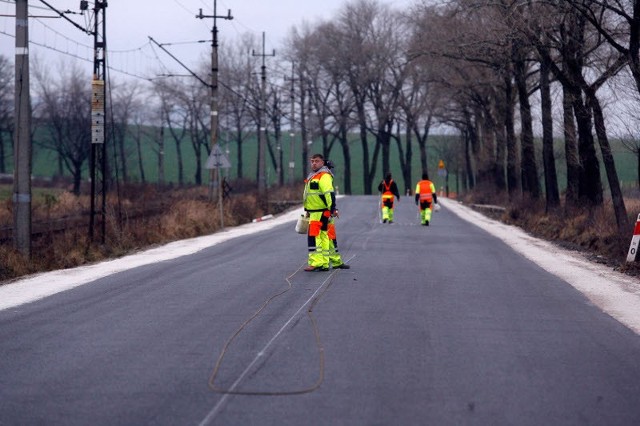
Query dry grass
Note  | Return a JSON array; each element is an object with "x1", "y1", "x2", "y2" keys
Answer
[
  {"x1": 0, "y1": 183, "x2": 303, "y2": 283},
  {"x1": 6, "y1": 182, "x2": 638, "y2": 283}
]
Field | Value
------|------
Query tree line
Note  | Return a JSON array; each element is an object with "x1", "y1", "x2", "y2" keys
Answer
[{"x1": 0, "y1": 0, "x2": 639, "y2": 233}]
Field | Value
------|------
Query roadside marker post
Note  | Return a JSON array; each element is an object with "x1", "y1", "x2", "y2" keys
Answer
[
  {"x1": 626, "y1": 214, "x2": 640, "y2": 262},
  {"x1": 252, "y1": 214, "x2": 274, "y2": 223}
]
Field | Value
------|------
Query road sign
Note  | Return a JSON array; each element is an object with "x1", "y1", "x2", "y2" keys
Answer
[
  {"x1": 205, "y1": 144, "x2": 231, "y2": 169},
  {"x1": 627, "y1": 214, "x2": 640, "y2": 262}
]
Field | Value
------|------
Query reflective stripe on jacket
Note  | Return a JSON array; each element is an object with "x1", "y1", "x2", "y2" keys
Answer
[{"x1": 304, "y1": 171, "x2": 334, "y2": 211}]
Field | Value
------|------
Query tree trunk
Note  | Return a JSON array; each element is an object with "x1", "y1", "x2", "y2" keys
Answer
[
  {"x1": 586, "y1": 88, "x2": 629, "y2": 231},
  {"x1": 379, "y1": 121, "x2": 392, "y2": 177},
  {"x1": 356, "y1": 97, "x2": 373, "y2": 194},
  {"x1": 637, "y1": 150, "x2": 640, "y2": 190},
  {"x1": 562, "y1": 86, "x2": 580, "y2": 209},
  {"x1": 402, "y1": 125, "x2": 413, "y2": 195},
  {"x1": 117, "y1": 126, "x2": 129, "y2": 183},
  {"x1": 0, "y1": 132, "x2": 5, "y2": 173},
  {"x1": 571, "y1": 86, "x2": 603, "y2": 206},
  {"x1": 504, "y1": 73, "x2": 519, "y2": 198},
  {"x1": 540, "y1": 55, "x2": 560, "y2": 211},
  {"x1": 464, "y1": 130, "x2": 475, "y2": 190},
  {"x1": 235, "y1": 124, "x2": 244, "y2": 180},
  {"x1": 477, "y1": 106, "x2": 496, "y2": 188},
  {"x1": 492, "y1": 98, "x2": 507, "y2": 192},
  {"x1": 339, "y1": 122, "x2": 352, "y2": 194},
  {"x1": 72, "y1": 162, "x2": 82, "y2": 196},
  {"x1": 135, "y1": 129, "x2": 146, "y2": 184},
  {"x1": 514, "y1": 51, "x2": 540, "y2": 199},
  {"x1": 415, "y1": 118, "x2": 430, "y2": 175}
]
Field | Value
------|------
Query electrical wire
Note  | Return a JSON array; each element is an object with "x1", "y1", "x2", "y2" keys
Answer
[{"x1": 208, "y1": 261, "x2": 352, "y2": 396}]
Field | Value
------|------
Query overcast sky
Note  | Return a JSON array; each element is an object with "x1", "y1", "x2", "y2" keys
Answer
[{"x1": 0, "y1": 0, "x2": 417, "y2": 81}]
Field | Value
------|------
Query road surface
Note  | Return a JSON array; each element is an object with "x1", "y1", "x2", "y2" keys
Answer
[{"x1": 1, "y1": 196, "x2": 640, "y2": 425}]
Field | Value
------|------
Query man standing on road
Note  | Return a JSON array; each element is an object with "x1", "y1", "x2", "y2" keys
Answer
[
  {"x1": 377, "y1": 172, "x2": 400, "y2": 223},
  {"x1": 415, "y1": 172, "x2": 438, "y2": 226},
  {"x1": 303, "y1": 154, "x2": 350, "y2": 272}
]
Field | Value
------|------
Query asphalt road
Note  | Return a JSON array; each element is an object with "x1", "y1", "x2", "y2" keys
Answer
[{"x1": 1, "y1": 196, "x2": 640, "y2": 426}]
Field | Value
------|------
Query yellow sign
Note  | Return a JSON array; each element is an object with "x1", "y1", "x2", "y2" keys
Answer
[{"x1": 438, "y1": 160, "x2": 445, "y2": 169}]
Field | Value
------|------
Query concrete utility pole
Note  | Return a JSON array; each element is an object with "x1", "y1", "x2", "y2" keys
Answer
[
  {"x1": 89, "y1": 0, "x2": 107, "y2": 243},
  {"x1": 13, "y1": 0, "x2": 31, "y2": 258},
  {"x1": 197, "y1": 0, "x2": 232, "y2": 229},
  {"x1": 252, "y1": 32, "x2": 275, "y2": 192},
  {"x1": 287, "y1": 62, "x2": 299, "y2": 184}
]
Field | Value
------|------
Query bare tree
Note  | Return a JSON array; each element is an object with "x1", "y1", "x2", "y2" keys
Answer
[
  {"x1": 408, "y1": 1, "x2": 510, "y2": 193},
  {"x1": 529, "y1": 2, "x2": 627, "y2": 229},
  {"x1": 187, "y1": 74, "x2": 211, "y2": 186},
  {"x1": 539, "y1": 48, "x2": 561, "y2": 210},
  {"x1": 109, "y1": 79, "x2": 144, "y2": 183},
  {"x1": 0, "y1": 55, "x2": 13, "y2": 174},
  {"x1": 33, "y1": 61, "x2": 91, "y2": 195},
  {"x1": 129, "y1": 74, "x2": 163, "y2": 187},
  {"x1": 152, "y1": 77, "x2": 190, "y2": 186},
  {"x1": 219, "y1": 33, "x2": 261, "y2": 181},
  {"x1": 330, "y1": 0, "x2": 385, "y2": 194}
]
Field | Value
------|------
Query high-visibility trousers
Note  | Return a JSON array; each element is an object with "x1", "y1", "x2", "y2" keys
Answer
[
  {"x1": 419, "y1": 200, "x2": 433, "y2": 224},
  {"x1": 307, "y1": 211, "x2": 344, "y2": 267},
  {"x1": 381, "y1": 195, "x2": 395, "y2": 221}
]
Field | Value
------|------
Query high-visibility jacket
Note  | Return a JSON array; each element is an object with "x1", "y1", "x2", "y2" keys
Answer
[
  {"x1": 304, "y1": 171, "x2": 335, "y2": 212},
  {"x1": 381, "y1": 180, "x2": 395, "y2": 202},
  {"x1": 416, "y1": 179, "x2": 435, "y2": 202}
]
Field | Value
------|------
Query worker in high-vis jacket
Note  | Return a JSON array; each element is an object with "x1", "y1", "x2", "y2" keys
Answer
[
  {"x1": 415, "y1": 172, "x2": 438, "y2": 226},
  {"x1": 303, "y1": 154, "x2": 350, "y2": 272},
  {"x1": 377, "y1": 172, "x2": 400, "y2": 223}
]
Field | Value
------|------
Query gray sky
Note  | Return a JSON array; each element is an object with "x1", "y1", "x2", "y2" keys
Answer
[{"x1": 0, "y1": 0, "x2": 416, "y2": 81}]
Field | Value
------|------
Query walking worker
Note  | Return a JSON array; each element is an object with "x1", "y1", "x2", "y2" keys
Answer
[
  {"x1": 302, "y1": 154, "x2": 350, "y2": 272},
  {"x1": 415, "y1": 172, "x2": 438, "y2": 226},
  {"x1": 377, "y1": 172, "x2": 400, "y2": 223}
]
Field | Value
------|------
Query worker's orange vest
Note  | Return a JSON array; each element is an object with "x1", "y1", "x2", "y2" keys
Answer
[
  {"x1": 417, "y1": 180, "x2": 434, "y2": 202},
  {"x1": 381, "y1": 180, "x2": 394, "y2": 201}
]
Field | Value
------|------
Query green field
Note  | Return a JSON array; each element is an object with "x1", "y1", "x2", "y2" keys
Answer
[
  {"x1": 4, "y1": 129, "x2": 640, "y2": 196},
  {"x1": 23, "y1": 130, "x2": 456, "y2": 195}
]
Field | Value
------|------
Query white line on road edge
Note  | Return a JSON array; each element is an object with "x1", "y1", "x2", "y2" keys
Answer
[
  {"x1": 441, "y1": 198, "x2": 640, "y2": 335},
  {"x1": 0, "y1": 208, "x2": 304, "y2": 312}
]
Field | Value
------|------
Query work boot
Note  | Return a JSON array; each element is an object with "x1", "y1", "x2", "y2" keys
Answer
[
  {"x1": 334, "y1": 263, "x2": 351, "y2": 269},
  {"x1": 304, "y1": 265, "x2": 328, "y2": 272}
]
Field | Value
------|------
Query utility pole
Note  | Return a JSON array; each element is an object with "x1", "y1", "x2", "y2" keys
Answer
[
  {"x1": 197, "y1": 0, "x2": 232, "y2": 229},
  {"x1": 89, "y1": 0, "x2": 107, "y2": 243},
  {"x1": 287, "y1": 62, "x2": 298, "y2": 184},
  {"x1": 298, "y1": 77, "x2": 310, "y2": 178},
  {"x1": 252, "y1": 32, "x2": 275, "y2": 193},
  {"x1": 272, "y1": 89, "x2": 283, "y2": 186},
  {"x1": 13, "y1": 0, "x2": 31, "y2": 258}
]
